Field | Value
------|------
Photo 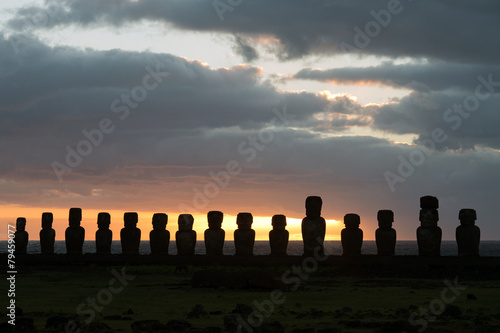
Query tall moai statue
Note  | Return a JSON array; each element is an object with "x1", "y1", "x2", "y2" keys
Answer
[
  {"x1": 96, "y1": 212, "x2": 112, "y2": 255},
  {"x1": 40, "y1": 212, "x2": 55, "y2": 254},
  {"x1": 120, "y1": 212, "x2": 141, "y2": 255},
  {"x1": 456, "y1": 209, "x2": 480, "y2": 256},
  {"x1": 375, "y1": 210, "x2": 396, "y2": 256},
  {"x1": 301, "y1": 196, "x2": 326, "y2": 256},
  {"x1": 341, "y1": 213, "x2": 363, "y2": 256},
  {"x1": 234, "y1": 212, "x2": 255, "y2": 256},
  {"x1": 269, "y1": 214, "x2": 289, "y2": 256},
  {"x1": 14, "y1": 218, "x2": 29, "y2": 254},
  {"x1": 150, "y1": 213, "x2": 170, "y2": 255},
  {"x1": 204, "y1": 211, "x2": 225, "y2": 255},
  {"x1": 417, "y1": 196, "x2": 442, "y2": 257},
  {"x1": 176, "y1": 214, "x2": 196, "y2": 255},
  {"x1": 65, "y1": 208, "x2": 85, "y2": 254}
]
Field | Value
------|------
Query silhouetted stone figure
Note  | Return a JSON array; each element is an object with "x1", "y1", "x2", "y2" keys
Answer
[
  {"x1": 176, "y1": 214, "x2": 196, "y2": 255},
  {"x1": 417, "y1": 196, "x2": 442, "y2": 257},
  {"x1": 120, "y1": 212, "x2": 141, "y2": 255},
  {"x1": 65, "y1": 208, "x2": 85, "y2": 255},
  {"x1": 301, "y1": 196, "x2": 326, "y2": 256},
  {"x1": 40, "y1": 212, "x2": 55, "y2": 254},
  {"x1": 14, "y1": 218, "x2": 28, "y2": 254},
  {"x1": 375, "y1": 210, "x2": 396, "y2": 256},
  {"x1": 234, "y1": 212, "x2": 255, "y2": 256},
  {"x1": 456, "y1": 209, "x2": 480, "y2": 256},
  {"x1": 150, "y1": 213, "x2": 170, "y2": 255},
  {"x1": 341, "y1": 213, "x2": 363, "y2": 256},
  {"x1": 269, "y1": 214, "x2": 289, "y2": 256},
  {"x1": 95, "y1": 212, "x2": 112, "y2": 255},
  {"x1": 204, "y1": 211, "x2": 225, "y2": 255}
]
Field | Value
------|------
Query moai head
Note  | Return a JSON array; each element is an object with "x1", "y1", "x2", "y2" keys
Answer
[
  {"x1": 42, "y1": 212, "x2": 53, "y2": 229},
  {"x1": 152, "y1": 213, "x2": 168, "y2": 230},
  {"x1": 237, "y1": 212, "x2": 253, "y2": 230},
  {"x1": 377, "y1": 210, "x2": 394, "y2": 229},
  {"x1": 305, "y1": 196, "x2": 322, "y2": 218},
  {"x1": 16, "y1": 217, "x2": 26, "y2": 231},
  {"x1": 420, "y1": 195, "x2": 439, "y2": 209},
  {"x1": 419, "y1": 209, "x2": 439, "y2": 227},
  {"x1": 344, "y1": 213, "x2": 360, "y2": 229},
  {"x1": 459, "y1": 209, "x2": 477, "y2": 226},
  {"x1": 97, "y1": 212, "x2": 111, "y2": 229},
  {"x1": 207, "y1": 211, "x2": 223, "y2": 230},
  {"x1": 69, "y1": 208, "x2": 82, "y2": 227},
  {"x1": 272, "y1": 214, "x2": 287, "y2": 230},
  {"x1": 178, "y1": 214, "x2": 194, "y2": 231},
  {"x1": 124, "y1": 212, "x2": 138, "y2": 229}
]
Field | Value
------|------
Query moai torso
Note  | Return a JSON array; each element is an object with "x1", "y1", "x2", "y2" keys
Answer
[
  {"x1": 176, "y1": 214, "x2": 196, "y2": 255},
  {"x1": 65, "y1": 208, "x2": 85, "y2": 254},
  {"x1": 150, "y1": 213, "x2": 170, "y2": 255},
  {"x1": 341, "y1": 213, "x2": 363, "y2": 256},
  {"x1": 40, "y1": 212, "x2": 55, "y2": 254},
  {"x1": 234, "y1": 212, "x2": 255, "y2": 256},
  {"x1": 204, "y1": 211, "x2": 225, "y2": 255},
  {"x1": 120, "y1": 212, "x2": 141, "y2": 255},
  {"x1": 269, "y1": 214, "x2": 289, "y2": 256},
  {"x1": 417, "y1": 196, "x2": 441, "y2": 257},
  {"x1": 14, "y1": 218, "x2": 29, "y2": 254},
  {"x1": 96, "y1": 212, "x2": 112, "y2": 255},
  {"x1": 456, "y1": 209, "x2": 480, "y2": 256},
  {"x1": 301, "y1": 196, "x2": 326, "y2": 256},
  {"x1": 375, "y1": 210, "x2": 396, "y2": 256}
]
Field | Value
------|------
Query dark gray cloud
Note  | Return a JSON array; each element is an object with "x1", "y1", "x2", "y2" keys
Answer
[{"x1": 232, "y1": 36, "x2": 259, "y2": 62}]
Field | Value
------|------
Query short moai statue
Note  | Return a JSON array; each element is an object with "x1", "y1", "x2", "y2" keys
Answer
[
  {"x1": 14, "y1": 218, "x2": 29, "y2": 254},
  {"x1": 417, "y1": 196, "x2": 442, "y2": 257},
  {"x1": 269, "y1": 214, "x2": 289, "y2": 256},
  {"x1": 375, "y1": 210, "x2": 396, "y2": 256},
  {"x1": 150, "y1": 213, "x2": 170, "y2": 255},
  {"x1": 204, "y1": 211, "x2": 225, "y2": 255},
  {"x1": 176, "y1": 214, "x2": 196, "y2": 255},
  {"x1": 65, "y1": 208, "x2": 85, "y2": 255},
  {"x1": 341, "y1": 213, "x2": 363, "y2": 256},
  {"x1": 120, "y1": 212, "x2": 141, "y2": 255},
  {"x1": 40, "y1": 212, "x2": 55, "y2": 254},
  {"x1": 456, "y1": 209, "x2": 480, "y2": 256},
  {"x1": 301, "y1": 196, "x2": 326, "y2": 256},
  {"x1": 95, "y1": 212, "x2": 112, "y2": 255},
  {"x1": 234, "y1": 212, "x2": 255, "y2": 256}
]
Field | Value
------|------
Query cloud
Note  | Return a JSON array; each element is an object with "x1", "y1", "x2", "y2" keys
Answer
[{"x1": 232, "y1": 35, "x2": 259, "y2": 62}]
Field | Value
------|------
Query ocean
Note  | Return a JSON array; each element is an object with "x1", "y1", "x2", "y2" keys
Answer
[{"x1": 1, "y1": 240, "x2": 500, "y2": 256}]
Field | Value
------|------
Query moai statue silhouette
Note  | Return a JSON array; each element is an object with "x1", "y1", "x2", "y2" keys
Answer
[
  {"x1": 456, "y1": 209, "x2": 480, "y2": 256},
  {"x1": 96, "y1": 212, "x2": 112, "y2": 255},
  {"x1": 40, "y1": 212, "x2": 55, "y2": 254},
  {"x1": 417, "y1": 196, "x2": 442, "y2": 257},
  {"x1": 204, "y1": 211, "x2": 225, "y2": 255},
  {"x1": 176, "y1": 214, "x2": 196, "y2": 255},
  {"x1": 341, "y1": 213, "x2": 363, "y2": 256},
  {"x1": 234, "y1": 212, "x2": 255, "y2": 256},
  {"x1": 269, "y1": 214, "x2": 289, "y2": 256},
  {"x1": 65, "y1": 208, "x2": 85, "y2": 255},
  {"x1": 14, "y1": 218, "x2": 29, "y2": 254},
  {"x1": 301, "y1": 196, "x2": 326, "y2": 256},
  {"x1": 375, "y1": 210, "x2": 396, "y2": 256},
  {"x1": 120, "y1": 212, "x2": 141, "y2": 255},
  {"x1": 150, "y1": 213, "x2": 170, "y2": 255}
]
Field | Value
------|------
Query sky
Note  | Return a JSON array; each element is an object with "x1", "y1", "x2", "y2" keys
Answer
[{"x1": 1, "y1": 0, "x2": 499, "y2": 242}]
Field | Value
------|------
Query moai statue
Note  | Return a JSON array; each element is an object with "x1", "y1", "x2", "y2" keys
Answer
[
  {"x1": 95, "y1": 212, "x2": 112, "y2": 255},
  {"x1": 120, "y1": 212, "x2": 141, "y2": 255},
  {"x1": 341, "y1": 213, "x2": 363, "y2": 256},
  {"x1": 375, "y1": 210, "x2": 396, "y2": 256},
  {"x1": 150, "y1": 213, "x2": 170, "y2": 255},
  {"x1": 456, "y1": 209, "x2": 480, "y2": 256},
  {"x1": 65, "y1": 208, "x2": 85, "y2": 254},
  {"x1": 204, "y1": 211, "x2": 225, "y2": 255},
  {"x1": 301, "y1": 196, "x2": 326, "y2": 256},
  {"x1": 14, "y1": 218, "x2": 29, "y2": 254},
  {"x1": 176, "y1": 214, "x2": 196, "y2": 255},
  {"x1": 269, "y1": 214, "x2": 289, "y2": 256},
  {"x1": 417, "y1": 196, "x2": 442, "y2": 257},
  {"x1": 234, "y1": 212, "x2": 255, "y2": 256},
  {"x1": 40, "y1": 212, "x2": 55, "y2": 254}
]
